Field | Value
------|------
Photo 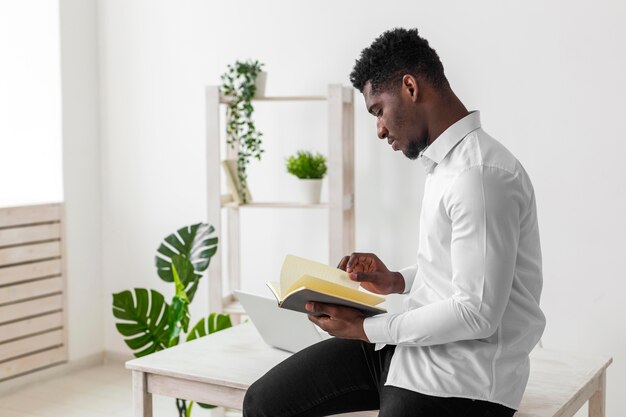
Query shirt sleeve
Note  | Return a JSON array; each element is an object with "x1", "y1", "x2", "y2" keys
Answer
[
  {"x1": 398, "y1": 264, "x2": 418, "y2": 294},
  {"x1": 363, "y1": 165, "x2": 522, "y2": 346}
]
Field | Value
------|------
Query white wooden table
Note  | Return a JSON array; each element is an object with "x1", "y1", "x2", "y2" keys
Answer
[{"x1": 126, "y1": 323, "x2": 612, "y2": 417}]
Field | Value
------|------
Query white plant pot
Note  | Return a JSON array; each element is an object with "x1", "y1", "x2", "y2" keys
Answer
[
  {"x1": 298, "y1": 178, "x2": 323, "y2": 204},
  {"x1": 255, "y1": 71, "x2": 267, "y2": 97}
]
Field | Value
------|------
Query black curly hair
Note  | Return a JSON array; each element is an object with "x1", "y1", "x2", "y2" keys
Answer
[{"x1": 350, "y1": 28, "x2": 449, "y2": 94}]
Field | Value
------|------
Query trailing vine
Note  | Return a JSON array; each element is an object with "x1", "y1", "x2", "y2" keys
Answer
[{"x1": 220, "y1": 59, "x2": 265, "y2": 203}]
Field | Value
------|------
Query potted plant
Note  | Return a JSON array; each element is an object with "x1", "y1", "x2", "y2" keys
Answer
[
  {"x1": 220, "y1": 59, "x2": 266, "y2": 204},
  {"x1": 112, "y1": 223, "x2": 232, "y2": 417},
  {"x1": 285, "y1": 150, "x2": 328, "y2": 204}
]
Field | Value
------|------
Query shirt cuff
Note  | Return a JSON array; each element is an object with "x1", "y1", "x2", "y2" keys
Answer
[
  {"x1": 398, "y1": 264, "x2": 418, "y2": 294},
  {"x1": 363, "y1": 314, "x2": 393, "y2": 344}
]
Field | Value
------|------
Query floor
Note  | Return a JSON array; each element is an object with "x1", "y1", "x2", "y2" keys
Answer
[{"x1": 0, "y1": 362, "x2": 241, "y2": 417}]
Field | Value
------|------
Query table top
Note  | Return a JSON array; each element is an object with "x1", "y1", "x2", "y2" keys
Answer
[
  {"x1": 126, "y1": 323, "x2": 290, "y2": 390},
  {"x1": 126, "y1": 322, "x2": 612, "y2": 416}
]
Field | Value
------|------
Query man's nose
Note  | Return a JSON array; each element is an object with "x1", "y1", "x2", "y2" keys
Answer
[{"x1": 377, "y1": 119, "x2": 388, "y2": 140}]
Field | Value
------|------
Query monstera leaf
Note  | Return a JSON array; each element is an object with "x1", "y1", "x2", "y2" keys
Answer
[
  {"x1": 186, "y1": 312, "x2": 233, "y2": 342},
  {"x1": 112, "y1": 288, "x2": 170, "y2": 357},
  {"x1": 155, "y1": 223, "x2": 217, "y2": 303}
]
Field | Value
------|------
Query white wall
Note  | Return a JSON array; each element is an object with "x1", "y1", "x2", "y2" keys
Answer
[
  {"x1": 95, "y1": 1, "x2": 626, "y2": 415},
  {"x1": 59, "y1": 0, "x2": 104, "y2": 361},
  {"x1": 0, "y1": 1, "x2": 63, "y2": 206},
  {"x1": 0, "y1": 0, "x2": 103, "y2": 367}
]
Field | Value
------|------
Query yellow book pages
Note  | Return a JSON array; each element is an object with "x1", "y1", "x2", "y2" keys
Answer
[
  {"x1": 280, "y1": 254, "x2": 357, "y2": 292},
  {"x1": 285, "y1": 275, "x2": 385, "y2": 306},
  {"x1": 267, "y1": 281, "x2": 281, "y2": 299}
]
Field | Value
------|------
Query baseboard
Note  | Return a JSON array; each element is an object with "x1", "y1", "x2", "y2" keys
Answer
[
  {"x1": 0, "y1": 351, "x2": 104, "y2": 397},
  {"x1": 103, "y1": 349, "x2": 134, "y2": 365}
]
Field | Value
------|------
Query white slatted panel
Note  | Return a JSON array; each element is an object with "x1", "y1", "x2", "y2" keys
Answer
[
  {"x1": 0, "y1": 294, "x2": 63, "y2": 324},
  {"x1": 0, "y1": 203, "x2": 67, "y2": 381},
  {"x1": 0, "y1": 223, "x2": 61, "y2": 247},
  {"x1": 0, "y1": 329, "x2": 64, "y2": 362},
  {"x1": 0, "y1": 259, "x2": 62, "y2": 286},
  {"x1": 0, "y1": 312, "x2": 63, "y2": 343},
  {"x1": 0, "y1": 241, "x2": 62, "y2": 267},
  {"x1": 0, "y1": 276, "x2": 63, "y2": 305},
  {"x1": 0, "y1": 346, "x2": 66, "y2": 380}
]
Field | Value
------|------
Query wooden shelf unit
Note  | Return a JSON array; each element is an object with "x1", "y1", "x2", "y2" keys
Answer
[{"x1": 206, "y1": 84, "x2": 355, "y2": 315}]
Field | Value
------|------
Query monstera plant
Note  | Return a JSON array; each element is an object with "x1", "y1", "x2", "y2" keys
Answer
[{"x1": 112, "y1": 223, "x2": 232, "y2": 417}]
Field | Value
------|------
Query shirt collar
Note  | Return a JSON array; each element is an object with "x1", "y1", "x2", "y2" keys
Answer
[{"x1": 419, "y1": 110, "x2": 481, "y2": 173}]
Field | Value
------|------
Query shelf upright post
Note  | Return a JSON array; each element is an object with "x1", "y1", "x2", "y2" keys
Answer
[
  {"x1": 206, "y1": 85, "x2": 224, "y2": 313},
  {"x1": 224, "y1": 102, "x2": 241, "y2": 324},
  {"x1": 327, "y1": 84, "x2": 356, "y2": 264}
]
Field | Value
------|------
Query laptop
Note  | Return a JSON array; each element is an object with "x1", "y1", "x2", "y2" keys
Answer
[{"x1": 234, "y1": 289, "x2": 332, "y2": 353}]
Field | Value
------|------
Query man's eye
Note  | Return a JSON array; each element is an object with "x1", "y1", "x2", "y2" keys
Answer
[{"x1": 376, "y1": 110, "x2": 382, "y2": 117}]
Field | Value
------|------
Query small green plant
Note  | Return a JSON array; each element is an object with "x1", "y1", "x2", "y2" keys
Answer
[
  {"x1": 285, "y1": 150, "x2": 327, "y2": 179},
  {"x1": 112, "y1": 223, "x2": 232, "y2": 417},
  {"x1": 220, "y1": 59, "x2": 265, "y2": 203}
]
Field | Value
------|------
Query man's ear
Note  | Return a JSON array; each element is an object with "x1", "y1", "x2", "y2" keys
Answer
[{"x1": 402, "y1": 74, "x2": 419, "y2": 102}]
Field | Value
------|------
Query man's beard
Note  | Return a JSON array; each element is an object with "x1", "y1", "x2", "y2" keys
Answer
[{"x1": 403, "y1": 137, "x2": 428, "y2": 160}]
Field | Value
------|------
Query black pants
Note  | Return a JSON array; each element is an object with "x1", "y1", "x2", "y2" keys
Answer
[{"x1": 243, "y1": 337, "x2": 516, "y2": 417}]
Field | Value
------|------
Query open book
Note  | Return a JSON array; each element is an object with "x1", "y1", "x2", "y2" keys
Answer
[{"x1": 266, "y1": 254, "x2": 387, "y2": 317}]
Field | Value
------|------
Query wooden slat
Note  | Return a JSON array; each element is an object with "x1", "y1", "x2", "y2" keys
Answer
[
  {"x1": 0, "y1": 223, "x2": 61, "y2": 247},
  {"x1": 0, "y1": 241, "x2": 61, "y2": 267},
  {"x1": 0, "y1": 204, "x2": 62, "y2": 228},
  {"x1": 0, "y1": 294, "x2": 63, "y2": 324},
  {"x1": 0, "y1": 345, "x2": 66, "y2": 381},
  {"x1": 0, "y1": 259, "x2": 62, "y2": 286},
  {"x1": 0, "y1": 276, "x2": 63, "y2": 305},
  {"x1": 0, "y1": 329, "x2": 63, "y2": 362},
  {"x1": 0, "y1": 312, "x2": 63, "y2": 343}
]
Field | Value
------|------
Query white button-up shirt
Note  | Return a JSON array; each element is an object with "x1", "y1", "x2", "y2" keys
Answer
[{"x1": 363, "y1": 111, "x2": 546, "y2": 410}]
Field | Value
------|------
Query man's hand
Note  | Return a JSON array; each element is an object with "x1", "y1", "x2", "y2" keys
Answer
[
  {"x1": 306, "y1": 302, "x2": 370, "y2": 342},
  {"x1": 337, "y1": 252, "x2": 405, "y2": 295}
]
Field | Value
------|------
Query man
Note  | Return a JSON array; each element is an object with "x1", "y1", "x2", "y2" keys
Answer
[{"x1": 243, "y1": 27, "x2": 545, "y2": 417}]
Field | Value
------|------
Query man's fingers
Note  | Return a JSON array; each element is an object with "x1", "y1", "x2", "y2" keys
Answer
[
  {"x1": 306, "y1": 302, "x2": 338, "y2": 317},
  {"x1": 349, "y1": 271, "x2": 380, "y2": 283},
  {"x1": 346, "y1": 252, "x2": 371, "y2": 272},
  {"x1": 308, "y1": 313, "x2": 331, "y2": 330},
  {"x1": 337, "y1": 256, "x2": 349, "y2": 271}
]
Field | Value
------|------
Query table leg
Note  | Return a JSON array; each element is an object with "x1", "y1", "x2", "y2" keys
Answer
[
  {"x1": 133, "y1": 370, "x2": 153, "y2": 417},
  {"x1": 589, "y1": 371, "x2": 606, "y2": 417}
]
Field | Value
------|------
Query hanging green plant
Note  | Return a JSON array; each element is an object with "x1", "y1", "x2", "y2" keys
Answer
[{"x1": 220, "y1": 59, "x2": 265, "y2": 203}]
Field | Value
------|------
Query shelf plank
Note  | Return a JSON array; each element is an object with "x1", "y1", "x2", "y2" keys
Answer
[
  {"x1": 222, "y1": 202, "x2": 329, "y2": 209},
  {"x1": 220, "y1": 95, "x2": 327, "y2": 104}
]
